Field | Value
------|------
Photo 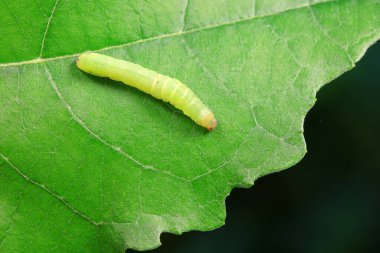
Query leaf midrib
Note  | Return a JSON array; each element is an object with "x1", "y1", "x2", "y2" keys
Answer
[{"x1": 0, "y1": 0, "x2": 335, "y2": 68}]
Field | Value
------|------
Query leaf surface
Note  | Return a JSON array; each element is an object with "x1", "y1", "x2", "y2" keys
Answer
[{"x1": 0, "y1": 0, "x2": 379, "y2": 252}]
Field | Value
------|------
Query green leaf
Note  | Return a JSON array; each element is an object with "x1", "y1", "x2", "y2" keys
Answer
[{"x1": 0, "y1": 0, "x2": 379, "y2": 252}]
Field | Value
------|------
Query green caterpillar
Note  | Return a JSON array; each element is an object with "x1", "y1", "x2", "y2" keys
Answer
[{"x1": 76, "y1": 53, "x2": 217, "y2": 130}]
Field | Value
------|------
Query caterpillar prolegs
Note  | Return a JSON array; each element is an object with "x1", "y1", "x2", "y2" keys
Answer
[{"x1": 76, "y1": 53, "x2": 217, "y2": 130}]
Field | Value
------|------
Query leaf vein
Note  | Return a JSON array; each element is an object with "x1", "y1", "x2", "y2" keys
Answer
[
  {"x1": 39, "y1": 0, "x2": 60, "y2": 57},
  {"x1": 0, "y1": 152, "x2": 97, "y2": 226},
  {"x1": 0, "y1": 0, "x2": 336, "y2": 68},
  {"x1": 45, "y1": 67, "x2": 189, "y2": 183}
]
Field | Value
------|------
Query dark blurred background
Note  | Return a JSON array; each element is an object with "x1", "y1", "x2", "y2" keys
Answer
[{"x1": 129, "y1": 41, "x2": 380, "y2": 253}]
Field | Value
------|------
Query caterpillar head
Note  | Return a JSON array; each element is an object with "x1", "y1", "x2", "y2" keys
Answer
[
  {"x1": 207, "y1": 118, "x2": 218, "y2": 131},
  {"x1": 198, "y1": 110, "x2": 217, "y2": 131}
]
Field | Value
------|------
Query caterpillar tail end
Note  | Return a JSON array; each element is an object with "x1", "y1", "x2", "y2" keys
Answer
[
  {"x1": 75, "y1": 53, "x2": 93, "y2": 72},
  {"x1": 75, "y1": 54, "x2": 85, "y2": 68}
]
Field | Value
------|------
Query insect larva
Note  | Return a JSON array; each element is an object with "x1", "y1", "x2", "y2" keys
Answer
[{"x1": 76, "y1": 53, "x2": 217, "y2": 130}]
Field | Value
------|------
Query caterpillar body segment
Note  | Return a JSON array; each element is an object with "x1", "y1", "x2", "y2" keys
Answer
[{"x1": 76, "y1": 53, "x2": 217, "y2": 130}]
